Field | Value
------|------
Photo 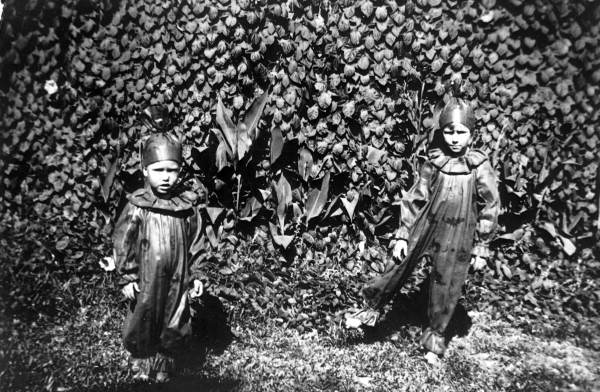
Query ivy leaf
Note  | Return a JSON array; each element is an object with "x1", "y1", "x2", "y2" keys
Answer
[
  {"x1": 305, "y1": 171, "x2": 330, "y2": 225},
  {"x1": 498, "y1": 228, "x2": 525, "y2": 241},
  {"x1": 153, "y1": 42, "x2": 165, "y2": 62},
  {"x1": 56, "y1": 236, "x2": 70, "y2": 251},
  {"x1": 366, "y1": 146, "x2": 387, "y2": 165}
]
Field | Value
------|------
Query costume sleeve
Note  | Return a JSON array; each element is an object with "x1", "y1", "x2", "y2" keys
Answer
[
  {"x1": 188, "y1": 207, "x2": 209, "y2": 284},
  {"x1": 472, "y1": 160, "x2": 500, "y2": 258},
  {"x1": 396, "y1": 160, "x2": 435, "y2": 240},
  {"x1": 112, "y1": 202, "x2": 141, "y2": 286}
]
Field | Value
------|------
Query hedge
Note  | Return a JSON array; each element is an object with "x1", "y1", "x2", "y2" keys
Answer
[{"x1": 0, "y1": 0, "x2": 599, "y2": 330}]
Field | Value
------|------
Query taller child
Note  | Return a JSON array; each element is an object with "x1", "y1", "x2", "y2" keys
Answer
[
  {"x1": 361, "y1": 98, "x2": 500, "y2": 355},
  {"x1": 112, "y1": 133, "x2": 206, "y2": 382}
]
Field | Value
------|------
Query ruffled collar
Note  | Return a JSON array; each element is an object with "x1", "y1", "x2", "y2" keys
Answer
[
  {"x1": 127, "y1": 186, "x2": 198, "y2": 212},
  {"x1": 428, "y1": 148, "x2": 488, "y2": 174}
]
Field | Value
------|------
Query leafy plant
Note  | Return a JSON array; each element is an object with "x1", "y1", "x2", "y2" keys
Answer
[{"x1": 0, "y1": 0, "x2": 598, "y2": 332}]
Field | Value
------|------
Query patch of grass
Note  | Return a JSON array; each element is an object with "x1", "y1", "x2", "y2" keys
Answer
[{"x1": 3, "y1": 300, "x2": 599, "y2": 392}]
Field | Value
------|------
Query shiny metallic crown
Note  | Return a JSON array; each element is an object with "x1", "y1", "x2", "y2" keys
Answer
[
  {"x1": 438, "y1": 98, "x2": 475, "y2": 130},
  {"x1": 142, "y1": 133, "x2": 182, "y2": 167}
]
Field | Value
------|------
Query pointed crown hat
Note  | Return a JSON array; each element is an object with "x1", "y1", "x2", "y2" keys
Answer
[
  {"x1": 438, "y1": 98, "x2": 476, "y2": 130},
  {"x1": 141, "y1": 133, "x2": 182, "y2": 167}
]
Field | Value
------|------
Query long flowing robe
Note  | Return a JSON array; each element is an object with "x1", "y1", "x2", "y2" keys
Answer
[
  {"x1": 362, "y1": 148, "x2": 500, "y2": 338},
  {"x1": 112, "y1": 187, "x2": 208, "y2": 358}
]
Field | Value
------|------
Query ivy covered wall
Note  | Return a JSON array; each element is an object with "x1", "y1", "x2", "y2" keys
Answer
[{"x1": 1, "y1": 0, "x2": 599, "y2": 327}]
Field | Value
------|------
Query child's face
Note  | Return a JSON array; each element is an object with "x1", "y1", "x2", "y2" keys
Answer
[
  {"x1": 442, "y1": 123, "x2": 472, "y2": 154},
  {"x1": 143, "y1": 160, "x2": 180, "y2": 196}
]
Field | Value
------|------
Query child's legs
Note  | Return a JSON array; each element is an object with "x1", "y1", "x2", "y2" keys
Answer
[
  {"x1": 130, "y1": 357, "x2": 152, "y2": 379},
  {"x1": 427, "y1": 254, "x2": 470, "y2": 334}
]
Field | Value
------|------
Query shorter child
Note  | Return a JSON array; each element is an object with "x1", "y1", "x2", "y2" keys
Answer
[
  {"x1": 354, "y1": 98, "x2": 500, "y2": 356},
  {"x1": 112, "y1": 133, "x2": 207, "y2": 382}
]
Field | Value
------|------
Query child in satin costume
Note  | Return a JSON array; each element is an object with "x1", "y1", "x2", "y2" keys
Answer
[
  {"x1": 357, "y1": 98, "x2": 500, "y2": 356},
  {"x1": 112, "y1": 133, "x2": 207, "y2": 382}
]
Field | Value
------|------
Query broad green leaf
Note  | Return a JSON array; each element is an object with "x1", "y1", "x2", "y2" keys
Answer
[
  {"x1": 215, "y1": 96, "x2": 236, "y2": 156},
  {"x1": 298, "y1": 147, "x2": 314, "y2": 181},
  {"x1": 273, "y1": 234, "x2": 295, "y2": 249},
  {"x1": 270, "y1": 126, "x2": 284, "y2": 164},
  {"x1": 269, "y1": 222, "x2": 294, "y2": 249},
  {"x1": 258, "y1": 188, "x2": 272, "y2": 202},
  {"x1": 292, "y1": 202, "x2": 302, "y2": 220},
  {"x1": 538, "y1": 221, "x2": 558, "y2": 238},
  {"x1": 205, "y1": 224, "x2": 221, "y2": 248},
  {"x1": 274, "y1": 174, "x2": 292, "y2": 232},
  {"x1": 305, "y1": 171, "x2": 330, "y2": 225},
  {"x1": 233, "y1": 89, "x2": 271, "y2": 159},
  {"x1": 240, "y1": 196, "x2": 262, "y2": 222},
  {"x1": 215, "y1": 140, "x2": 230, "y2": 171},
  {"x1": 206, "y1": 207, "x2": 224, "y2": 224},
  {"x1": 241, "y1": 88, "x2": 271, "y2": 140},
  {"x1": 340, "y1": 189, "x2": 359, "y2": 221},
  {"x1": 323, "y1": 194, "x2": 341, "y2": 219},
  {"x1": 498, "y1": 228, "x2": 525, "y2": 241}
]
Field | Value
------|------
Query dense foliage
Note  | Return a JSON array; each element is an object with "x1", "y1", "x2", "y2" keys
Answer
[{"x1": 1, "y1": 0, "x2": 599, "y2": 331}]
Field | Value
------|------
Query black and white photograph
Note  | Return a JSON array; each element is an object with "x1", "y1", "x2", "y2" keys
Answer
[{"x1": 0, "y1": 0, "x2": 599, "y2": 390}]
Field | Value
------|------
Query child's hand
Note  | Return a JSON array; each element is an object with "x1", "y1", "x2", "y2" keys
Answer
[
  {"x1": 392, "y1": 239, "x2": 408, "y2": 262},
  {"x1": 122, "y1": 282, "x2": 139, "y2": 300},
  {"x1": 189, "y1": 279, "x2": 203, "y2": 299},
  {"x1": 471, "y1": 255, "x2": 487, "y2": 270}
]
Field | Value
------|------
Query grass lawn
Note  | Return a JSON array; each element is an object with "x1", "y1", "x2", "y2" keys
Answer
[{"x1": 1, "y1": 290, "x2": 599, "y2": 392}]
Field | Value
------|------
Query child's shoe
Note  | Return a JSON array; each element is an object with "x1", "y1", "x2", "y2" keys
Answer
[
  {"x1": 153, "y1": 352, "x2": 175, "y2": 383},
  {"x1": 345, "y1": 308, "x2": 380, "y2": 328},
  {"x1": 419, "y1": 327, "x2": 446, "y2": 356},
  {"x1": 155, "y1": 371, "x2": 171, "y2": 383},
  {"x1": 131, "y1": 358, "x2": 150, "y2": 381},
  {"x1": 424, "y1": 351, "x2": 441, "y2": 365}
]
